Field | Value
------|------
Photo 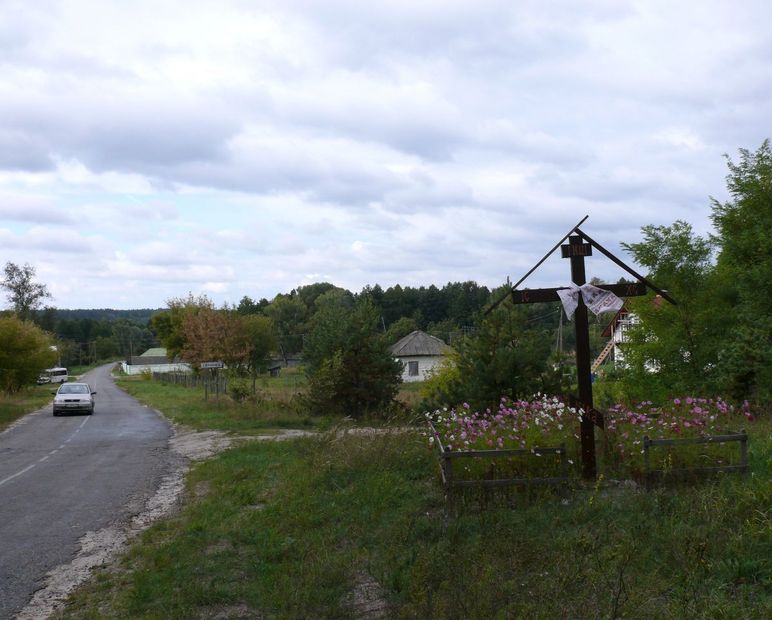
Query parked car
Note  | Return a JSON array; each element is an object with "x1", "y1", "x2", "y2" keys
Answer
[{"x1": 52, "y1": 383, "x2": 96, "y2": 416}]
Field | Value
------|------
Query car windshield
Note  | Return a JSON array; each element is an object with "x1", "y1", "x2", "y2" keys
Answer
[{"x1": 59, "y1": 384, "x2": 90, "y2": 394}]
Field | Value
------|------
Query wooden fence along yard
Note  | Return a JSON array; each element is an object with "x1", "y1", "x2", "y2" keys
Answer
[{"x1": 152, "y1": 371, "x2": 228, "y2": 400}]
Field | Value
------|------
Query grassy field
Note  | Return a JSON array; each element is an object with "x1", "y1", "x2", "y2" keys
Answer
[
  {"x1": 52, "y1": 376, "x2": 771, "y2": 619},
  {"x1": 0, "y1": 383, "x2": 54, "y2": 431}
]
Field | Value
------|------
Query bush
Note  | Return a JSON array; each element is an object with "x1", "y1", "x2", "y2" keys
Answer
[
  {"x1": 229, "y1": 380, "x2": 252, "y2": 402},
  {"x1": 419, "y1": 356, "x2": 462, "y2": 411}
]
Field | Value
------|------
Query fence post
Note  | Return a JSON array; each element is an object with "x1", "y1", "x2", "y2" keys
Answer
[
  {"x1": 442, "y1": 448, "x2": 454, "y2": 514},
  {"x1": 643, "y1": 435, "x2": 651, "y2": 485},
  {"x1": 560, "y1": 442, "x2": 567, "y2": 479},
  {"x1": 740, "y1": 429, "x2": 748, "y2": 470}
]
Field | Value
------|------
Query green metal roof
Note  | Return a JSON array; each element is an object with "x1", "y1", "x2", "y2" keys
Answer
[{"x1": 140, "y1": 348, "x2": 167, "y2": 357}]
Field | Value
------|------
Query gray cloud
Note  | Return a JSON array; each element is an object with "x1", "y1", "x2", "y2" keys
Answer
[{"x1": 0, "y1": 0, "x2": 769, "y2": 308}]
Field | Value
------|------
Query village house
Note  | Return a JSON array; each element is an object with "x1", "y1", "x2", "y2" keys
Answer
[
  {"x1": 120, "y1": 348, "x2": 191, "y2": 375},
  {"x1": 389, "y1": 330, "x2": 452, "y2": 382}
]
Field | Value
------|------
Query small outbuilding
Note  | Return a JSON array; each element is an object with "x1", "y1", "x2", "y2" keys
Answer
[
  {"x1": 121, "y1": 348, "x2": 191, "y2": 375},
  {"x1": 389, "y1": 330, "x2": 452, "y2": 383}
]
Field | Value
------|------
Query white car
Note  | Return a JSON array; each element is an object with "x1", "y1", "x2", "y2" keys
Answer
[{"x1": 52, "y1": 383, "x2": 96, "y2": 416}]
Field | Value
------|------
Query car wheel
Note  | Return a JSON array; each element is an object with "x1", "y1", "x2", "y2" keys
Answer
[{"x1": 53, "y1": 410, "x2": 59, "y2": 416}]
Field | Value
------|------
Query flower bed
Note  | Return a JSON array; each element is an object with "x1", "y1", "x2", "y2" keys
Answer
[
  {"x1": 604, "y1": 397, "x2": 753, "y2": 478},
  {"x1": 425, "y1": 395, "x2": 582, "y2": 452},
  {"x1": 426, "y1": 395, "x2": 755, "y2": 482},
  {"x1": 425, "y1": 395, "x2": 580, "y2": 488}
]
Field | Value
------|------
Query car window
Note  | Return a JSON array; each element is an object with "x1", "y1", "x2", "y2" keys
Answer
[{"x1": 60, "y1": 384, "x2": 90, "y2": 394}]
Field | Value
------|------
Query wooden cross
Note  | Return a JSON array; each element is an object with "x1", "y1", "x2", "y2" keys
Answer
[{"x1": 488, "y1": 217, "x2": 675, "y2": 480}]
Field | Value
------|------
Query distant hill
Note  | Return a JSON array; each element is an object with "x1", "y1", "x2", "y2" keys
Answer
[{"x1": 54, "y1": 308, "x2": 163, "y2": 324}]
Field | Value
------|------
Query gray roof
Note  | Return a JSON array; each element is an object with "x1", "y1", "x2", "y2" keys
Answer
[
  {"x1": 128, "y1": 355, "x2": 171, "y2": 365},
  {"x1": 389, "y1": 330, "x2": 451, "y2": 357}
]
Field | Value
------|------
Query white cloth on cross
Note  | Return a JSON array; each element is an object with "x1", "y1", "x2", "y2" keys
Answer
[{"x1": 556, "y1": 283, "x2": 624, "y2": 320}]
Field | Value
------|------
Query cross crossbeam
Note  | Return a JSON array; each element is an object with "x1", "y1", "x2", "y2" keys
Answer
[{"x1": 509, "y1": 282, "x2": 646, "y2": 305}]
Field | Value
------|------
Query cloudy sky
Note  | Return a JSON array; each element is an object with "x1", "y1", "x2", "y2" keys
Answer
[{"x1": 1, "y1": 0, "x2": 770, "y2": 310}]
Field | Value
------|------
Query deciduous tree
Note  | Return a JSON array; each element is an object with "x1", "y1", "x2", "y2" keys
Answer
[
  {"x1": 710, "y1": 140, "x2": 772, "y2": 401},
  {"x1": 150, "y1": 294, "x2": 214, "y2": 361},
  {"x1": 0, "y1": 316, "x2": 57, "y2": 393},
  {"x1": 180, "y1": 308, "x2": 251, "y2": 370},
  {"x1": 1, "y1": 262, "x2": 52, "y2": 321},
  {"x1": 621, "y1": 221, "x2": 727, "y2": 398},
  {"x1": 242, "y1": 314, "x2": 277, "y2": 385}
]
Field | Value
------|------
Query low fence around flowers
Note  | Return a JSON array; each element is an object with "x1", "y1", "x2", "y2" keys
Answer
[
  {"x1": 605, "y1": 397, "x2": 753, "y2": 482},
  {"x1": 642, "y1": 430, "x2": 748, "y2": 485},
  {"x1": 427, "y1": 419, "x2": 572, "y2": 510},
  {"x1": 426, "y1": 395, "x2": 755, "y2": 500}
]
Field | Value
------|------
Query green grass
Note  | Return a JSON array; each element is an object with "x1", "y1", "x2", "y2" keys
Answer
[
  {"x1": 0, "y1": 384, "x2": 55, "y2": 431},
  {"x1": 115, "y1": 375, "x2": 317, "y2": 434},
  {"x1": 56, "y1": 377, "x2": 771, "y2": 619}
]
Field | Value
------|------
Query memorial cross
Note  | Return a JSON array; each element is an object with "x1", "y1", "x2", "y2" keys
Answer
[{"x1": 487, "y1": 218, "x2": 675, "y2": 479}]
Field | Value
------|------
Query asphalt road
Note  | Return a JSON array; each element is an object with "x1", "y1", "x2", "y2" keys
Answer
[{"x1": 0, "y1": 364, "x2": 173, "y2": 619}]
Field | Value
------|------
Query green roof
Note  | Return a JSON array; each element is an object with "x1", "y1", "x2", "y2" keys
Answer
[{"x1": 140, "y1": 348, "x2": 167, "y2": 357}]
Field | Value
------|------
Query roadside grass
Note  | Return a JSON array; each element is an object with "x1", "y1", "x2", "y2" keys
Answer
[
  {"x1": 115, "y1": 369, "x2": 424, "y2": 433},
  {"x1": 0, "y1": 384, "x2": 54, "y2": 431},
  {"x1": 57, "y1": 387, "x2": 771, "y2": 618},
  {"x1": 114, "y1": 375, "x2": 317, "y2": 434}
]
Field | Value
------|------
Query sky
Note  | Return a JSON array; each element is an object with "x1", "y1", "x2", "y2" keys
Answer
[{"x1": 1, "y1": 0, "x2": 770, "y2": 310}]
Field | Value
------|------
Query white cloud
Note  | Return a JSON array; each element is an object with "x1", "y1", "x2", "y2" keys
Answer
[{"x1": 0, "y1": 0, "x2": 768, "y2": 308}]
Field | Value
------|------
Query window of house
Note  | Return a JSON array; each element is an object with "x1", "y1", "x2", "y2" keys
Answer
[{"x1": 408, "y1": 361, "x2": 419, "y2": 376}]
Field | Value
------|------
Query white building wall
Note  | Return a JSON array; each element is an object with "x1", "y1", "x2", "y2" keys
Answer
[
  {"x1": 121, "y1": 362, "x2": 192, "y2": 375},
  {"x1": 397, "y1": 355, "x2": 444, "y2": 382},
  {"x1": 612, "y1": 314, "x2": 640, "y2": 367}
]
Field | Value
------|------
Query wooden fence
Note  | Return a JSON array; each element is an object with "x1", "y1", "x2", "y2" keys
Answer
[
  {"x1": 152, "y1": 371, "x2": 228, "y2": 398},
  {"x1": 428, "y1": 422, "x2": 571, "y2": 510},
  {"x1": 642, "y1": 430, "x2": 748, "y2": 485}
]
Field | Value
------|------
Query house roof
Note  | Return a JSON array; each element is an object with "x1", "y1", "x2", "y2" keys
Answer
[
  {"x1": 129, "y1": 348, "x2": 182, "y2": 365},
  {"x1": 389, "y1": 330, "x2": 451, "y2": 357},
  {"x1": 140, "y1": 347, "x2": 167, "y2": 357},
  {"x1": 601, "y1": 307, "x2": 629, "y2": 338}
]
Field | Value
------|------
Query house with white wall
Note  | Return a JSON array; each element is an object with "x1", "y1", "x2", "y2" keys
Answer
[
  {"x1": 389, "y1": 330, "x2": 452, "y2": 382},
  {"x1": 597, "y1": 308, "x2": 640, "y2": 369},
  {"x1": 121, "y1": 348, "x2": 191, "y2": 375}
]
